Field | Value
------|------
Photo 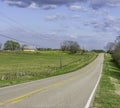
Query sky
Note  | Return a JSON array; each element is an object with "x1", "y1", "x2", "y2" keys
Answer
[{"x1": 0, "y1": 0, "x2": 120, "y2": 50}]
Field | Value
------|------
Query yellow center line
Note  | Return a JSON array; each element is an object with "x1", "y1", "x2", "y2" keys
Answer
[
  {"x1": 10, "y1": 98, "x2": 26, "y2": 104},
  {"x1": 0, "y1": 61, "x2": 98, "y2": 106}
]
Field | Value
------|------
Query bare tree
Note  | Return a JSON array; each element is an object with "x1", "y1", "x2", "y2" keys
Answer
[
  {"x1": 111, "y1": 36, "x2": 120, "y2": 66},
  {"x1": 61, "y1": 40, "x2": 80, "y2": 54},
  {"x1": 105, "y1": 42, "x2": 115, "y2": 53},
  {"x1": 115, "y1": 36, "x2": 120, "y2": 43}
]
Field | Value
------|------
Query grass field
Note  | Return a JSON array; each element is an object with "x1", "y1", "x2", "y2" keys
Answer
[
  {"x1": 92, "y1": 54, "x2": 120, "y2": 108},
  {"x1": 0, "y1": 51, "x2": 97, "y2": 87}
]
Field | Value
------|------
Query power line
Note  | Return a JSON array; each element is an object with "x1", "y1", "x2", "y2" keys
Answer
[
  {"x1": 0, "y1": 11, "x2": 28, "y2": 30},
  {"x1": 0, "y1": 33, "x2": 39, "y2": 46},
  {"x1": 0, "y1": 11, "x2": 64, "y2": 49},
  {"x1": 0, "y1": 11, "x2": 60, "y2": 41},
  {"x1": 0, "y1": 11, "x2": 39, "y2": 38}
]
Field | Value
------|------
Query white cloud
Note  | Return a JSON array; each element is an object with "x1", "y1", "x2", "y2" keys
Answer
[
  {"x1": 89, "y1": 0, "x2": 120, "y2": 9},
  {"x1": 106, "y1": 0, "x2": 120, "y2": 7},
  {"x1": 3, "y1": 0, "x2": 120, "y2": 10},
  {"x1": 46, "y1": 13, "x2": 67, "y2": 21},
  {"x1": 42, "y1": 5, "x2": 57, "y2": 10},
  {"x1": 4, "y1": 0, "x2": 23, "y2": 5},
  {"x1": 46, "y1": 13, "x2": 82, "y2": 21},
  {"x1": 84, "y1": 14, "x2": 120, "y2": 34},
  {"x1": 69, "y1": 35, "x2": 78, "y2": 39},
  {"x1": 71, "y1": 15, "x2": 81, "y2": 19},
  {"x1": 44, "y1": 32, "x2": 57, "y2": 37},
  {"x1": 69, "y1": 5, "x2": 87, "y2": 11},
  {"x1": 28, "y1": 2, "x2": 39, "y2": 9}
]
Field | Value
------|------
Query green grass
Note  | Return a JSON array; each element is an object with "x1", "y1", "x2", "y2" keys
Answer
[
  {"x1": 92, "y1": 54, "x2": 120, "y2": 108},
  {"x1": 0, "y1": 51, "x2": 97, "y2": 87}
]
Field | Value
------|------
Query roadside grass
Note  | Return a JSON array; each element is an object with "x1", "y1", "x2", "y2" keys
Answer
[
  {"x1": 0, "y1": 51, "x2": 97, "y2": 87},
  {"x1": 92, "y1": 54, "x2": 120, "y2": 108}
]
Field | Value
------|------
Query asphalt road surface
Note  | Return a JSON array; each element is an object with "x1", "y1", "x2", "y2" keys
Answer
[{"x1": 0, "y1": 53, "x2": 104, "y2": 108}]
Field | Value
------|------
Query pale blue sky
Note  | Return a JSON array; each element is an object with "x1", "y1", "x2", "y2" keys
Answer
[{"x1": 0, "y1": 0, "x2": 120, "y2": 50}]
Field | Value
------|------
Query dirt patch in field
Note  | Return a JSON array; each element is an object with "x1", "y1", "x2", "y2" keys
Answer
[{"x1": 110, "y1": 77, "x2": 120, "y2": 96}]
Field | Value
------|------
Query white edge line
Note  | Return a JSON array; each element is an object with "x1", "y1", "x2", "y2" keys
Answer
[{"x1": 85, "y1": 62, "x2": 103, "y2": 108}]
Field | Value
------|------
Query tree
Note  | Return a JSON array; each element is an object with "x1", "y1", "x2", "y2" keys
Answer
[
  {"x1": 108, "y1": 36, "x2": 120, "y2": 67},
  {"x1": 115, "y1": 36, "x2": 120, "y2": 43},
  {"x1": 4, "y1": 40, "x2": 20, "y2": 51},
  {"x1": 112, "y1": 42, "x2": 120, "y2": 66},
  {"x1": 105, "y1": 42, "x2": 115, "y2": 53},
  {"x1": 61, "y1": 40, "x2": 80, "y2": 53}
]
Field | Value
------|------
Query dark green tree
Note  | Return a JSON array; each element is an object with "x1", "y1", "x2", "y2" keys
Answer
[{"x1": 4, "y1": 40, "x2": 20, "y2": 51}]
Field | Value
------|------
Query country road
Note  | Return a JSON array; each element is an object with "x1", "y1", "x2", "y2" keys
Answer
[{"x1": 0, "y1": 53, "x2": 104, "y2": 108}]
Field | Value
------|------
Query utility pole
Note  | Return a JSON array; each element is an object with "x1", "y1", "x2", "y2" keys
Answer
[{"x1": 59, "y1": 42, "x2": 62, "y2": 69}]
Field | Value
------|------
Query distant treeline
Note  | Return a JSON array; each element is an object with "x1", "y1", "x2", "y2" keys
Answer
[
  {"x1": 91, "y1": 50, "x2": 105, "y2": 53},
  {"x1": 0, "y1": 40, "x2": 82, "y2": 54},
  {"x1": 0, "y1": 40, "x2": 59, "y2": 51},
  {"x1": 37, "y1": 48, "x2": 59, "y2": 51}
]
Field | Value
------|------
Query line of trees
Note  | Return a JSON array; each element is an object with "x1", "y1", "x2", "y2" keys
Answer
[
  {"x1": 0, "y1": 40, "x2": 81, "y2": 54},
  {"x1": 106, "y1": 36, "x2": 120, "y2": 66}
]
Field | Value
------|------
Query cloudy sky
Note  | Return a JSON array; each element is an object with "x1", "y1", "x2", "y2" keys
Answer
[{"x1": 0, "y1": 0, "x2": 120, "y2": 50}]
